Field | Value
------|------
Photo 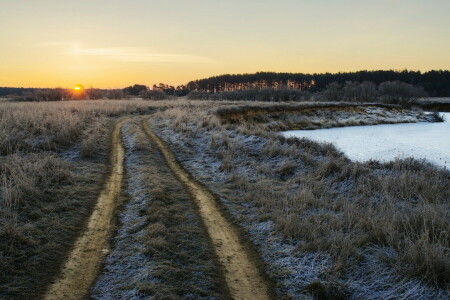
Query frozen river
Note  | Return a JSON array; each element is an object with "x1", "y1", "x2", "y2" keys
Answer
[{"x1": 282, "y1": 113, "x2": 450, "y2": 169}]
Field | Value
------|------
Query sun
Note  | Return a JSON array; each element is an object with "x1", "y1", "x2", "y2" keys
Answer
[{"x1": 73, "y1": 84, "x2": 84, "y2": 92}]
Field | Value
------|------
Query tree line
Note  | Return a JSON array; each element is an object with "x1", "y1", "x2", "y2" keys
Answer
[
  {"x1": 1, "y1": 69, "x2": 449, "y2": 101},
  {"x1": 185, "y1": 70, "x2": 450, "y2": 96},
  {"x1": 188, "y1": 80, "x2": 428, "y2": 104}
]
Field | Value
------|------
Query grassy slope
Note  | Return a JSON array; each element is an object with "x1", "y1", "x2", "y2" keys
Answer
[{"x1": 151, "y1": 102, "x2": 449, "y2": 299}]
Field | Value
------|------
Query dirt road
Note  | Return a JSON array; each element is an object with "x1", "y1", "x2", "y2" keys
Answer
[
  {"x1": 142, "y1": 119, "x2": 272, "y2": 300},
  {"x1": 45, "y1": 116, "x2": 272, "y2": 299},
  {"x1": 44, "y1": 117, "x2": 128, "y2": 300}
]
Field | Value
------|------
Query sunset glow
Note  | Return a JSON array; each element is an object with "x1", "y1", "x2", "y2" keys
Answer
[{"x1": 1, "y1": 0, "x2": 449, "y2": 88}]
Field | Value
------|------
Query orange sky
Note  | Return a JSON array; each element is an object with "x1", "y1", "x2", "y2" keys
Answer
[{"x1": 1, "y1": 0, "x2": 449, "y2": 88}]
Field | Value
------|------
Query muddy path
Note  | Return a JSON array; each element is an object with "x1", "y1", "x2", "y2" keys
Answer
[
  {"x1": 142, "y1": 119, "x2": 273, "y2": 300},
  {"x1": 44, "y1": 117, "x2": 128, "y2": 300}
]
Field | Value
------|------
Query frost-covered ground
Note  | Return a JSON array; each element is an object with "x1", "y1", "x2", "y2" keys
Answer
[
  {"x1": 150, "y1": 113, "x2": 449, "y2": 299},
  {"x1": 92, "y1": 121, "x2": 159, "y2": 299},
  {"x1": 220, "y1": 104, "x2": 438, "y2": 131},
  {"x1": 92, "y1": 120, "x2": 222, "y2": 299},
  {"x1": 283, "y1": 113, "x2": 450, "y2": 169}
]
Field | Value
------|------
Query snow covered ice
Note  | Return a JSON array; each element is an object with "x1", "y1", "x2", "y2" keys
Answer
[{"x1": 283, "y1": 113, "x2": 450, "y2": 169}]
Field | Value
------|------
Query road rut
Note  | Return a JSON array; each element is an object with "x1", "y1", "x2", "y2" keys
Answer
[
  {"x1": 44, "y1": 116, "x2": 272, "y2": 299},
  {"x1": 44, "y1": 117, "x2": 127, "y2": 300},
  {"x1": 143, "y1": 119, "x2": 272, "y2": 300}
]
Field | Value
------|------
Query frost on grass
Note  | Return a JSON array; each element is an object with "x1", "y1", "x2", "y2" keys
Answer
[
  {"x1": 92, "y1": 122, "x2": 155, "y2": 299},
  {"x1": 150, "y1": 111, "x2": 449, "y2": 300}
]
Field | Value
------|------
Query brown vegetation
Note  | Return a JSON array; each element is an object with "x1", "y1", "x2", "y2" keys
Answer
[
  {"x1": 92, "y1": 118, "x2": 225, "y2": 299},
  {"x1": 150, "y1": 102, "x2": 449, "y2": 297},
  {"x1": 216, "y1": 102, "x2": 440, "y2": 131},
  {"x1": 1, "y1": 98, "x2": 447, "y2": 299},
  {"x1": 0, "y1": 99, "x2": 172, "y2": 299}
]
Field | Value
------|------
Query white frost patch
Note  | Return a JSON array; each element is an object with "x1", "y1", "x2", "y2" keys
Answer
[
  {"x1": 92, "y1": 122, "x2": 156, "y2": 300},
  {"x1": 283, "y1": 113, "x2": 450, "y2": 169},
  {"x1": 344, "y1": 247, "x2": 450, "y2": 300}
]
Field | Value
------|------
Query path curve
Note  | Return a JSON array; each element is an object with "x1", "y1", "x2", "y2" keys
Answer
[
  {"x1": 44, "y1": 117, "x2": 128, "y2": 300},
  {"x1": 143, "y1": 119, "x2": 272, "y2": 300}
]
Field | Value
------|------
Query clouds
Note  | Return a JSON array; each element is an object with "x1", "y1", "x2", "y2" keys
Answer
[
  {"x1": 68, "y1": 46, "x2": 217, "y2": 63},
  {"x1": 35, "y1": 42, "x2": 217, "y2": 63}
]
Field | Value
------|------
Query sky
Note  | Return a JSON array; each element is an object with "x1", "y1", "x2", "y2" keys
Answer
[{"x1": 1, "y1": 0, "x2": 449, "y2": 88}]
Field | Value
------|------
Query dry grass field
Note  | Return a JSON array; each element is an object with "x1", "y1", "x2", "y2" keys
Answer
[
  {"x1": 150, "y1": 103, "x2": 449, "y2": 299},
  {"x1": 0, "y1": 100, "x2": 164, "y2": 298},
  {"x1": 0, "y1": 99, "x2": 448, "y2": 299}
]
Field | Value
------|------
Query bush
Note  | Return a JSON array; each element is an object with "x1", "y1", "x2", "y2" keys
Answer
[
  {"x1": 13, "y1": 89, "x2": 70, "y2": 102},
  {"x1": 123, "y1": 84, "x2": 148, "y2": 96},
  {"x1": 85, "y1": 88, "x2": 105, "y2": 100},
  {"x1": 379, "y1": 81, "x2": 427, "y2": 104},
  {"x1": 140, "y1": 90, "x2": 169, "y2": 100},
  {"x1": 322, "y1": 80, "x2": 427, "y2": 104},
  {"x1": 105, "y1": 89, "x2": 129, "y2": 99},
  {"x1": 342, "y1": 81, "x2": 378, "y2": 102},
  {"x1": 323, "y1": 82, "x2": 343, "y2": 102}
]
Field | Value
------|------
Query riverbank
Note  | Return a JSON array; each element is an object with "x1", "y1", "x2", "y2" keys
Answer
[
  {"x1": 283, "y1": 113, "x2": 450, "y2": 169},
  {"x1": 151, "y1": 102, "x2": 449, "y2": 299},
  {"x1": 217, "y1": 102, "x2": 441, "y2": 131}
]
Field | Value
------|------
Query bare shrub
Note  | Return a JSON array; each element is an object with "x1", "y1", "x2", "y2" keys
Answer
[
  {"x1": 105, "y1": 89, "x2": 129, "y2": 99},
  {"x1": 80, "y1": 116, "x2": 108, "y2": 158},
  {"x1": 140, "y1": 89, "x2": 169, "y2": 100},
  {"x1": 342, "y1": 81, "x2": 378, "y2": 102},
  {"x1": 12, "y1": 89, "x2": 70, "y2": 102},
  {"x1": 379, "y1": 81, "x2": 427, "y2": 104},
  {"x1": 323, "y1": 82, "x2": 343, "y2": 101},
  {"x1": 85, "y1": 88, "x2": 105, "y2": 100}
]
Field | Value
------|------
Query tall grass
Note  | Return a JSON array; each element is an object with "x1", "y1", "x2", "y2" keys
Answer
[
  {"x1": 0, "y1": 99, "x2": 175, "y2": 299},
  {"x1": 0, "y1": 175, "x2": 19, "y2": 240},
  {"x1": 152, "y1": 102, "x2": 450, "y2": 294},
  {"x1": 0, "y1": 100, "x2": 172, "y2": 154}
]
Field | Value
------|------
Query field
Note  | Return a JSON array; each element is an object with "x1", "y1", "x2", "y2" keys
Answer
[{"x1": 0, "y1": 99, "x2": 448, "y2": 299}]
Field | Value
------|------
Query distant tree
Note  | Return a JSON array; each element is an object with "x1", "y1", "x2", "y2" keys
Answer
[
  {"x1": 123, "y1": 84, "x2": 148, "y2": 96},
  {"x1": 106, "y1": 89, "x2": 129, "y2": 99},
  {"x1": 0, "y1": 87, "x2": 35, "y2": 97},
  {"x1": 175, "y1": 85, "x2": 190, "y2": 97},
  {"x1": 153, "y1": 83, "x2": 176, "y2": 95},
  {"x1": 359, "y1": 81, "x2": 378, "y2": 102},
  {"x1": 139, "y1": 89, "x2": 168, "y2": 100},
  {"x1": 342, "y1": 81, "x2": 378, "y2": 102},
  {"x1": 86, "y1": 88, "x2": 104, "y2": 100},
  {"x1": 342, "y1": 81, "x2": 360, "y2": 102},
  {"x1": 378, "y1": 81, "x2": 427, "y2": 104},
  {"x1": 183, "y1": 70, "x2": 450, "y2": 96},
  {"x1": 13, "y1": 88, "x2": 70, "y2": 101},
  {"x1": 324, "y1": 82, "x2": 343, "y2": 101}
]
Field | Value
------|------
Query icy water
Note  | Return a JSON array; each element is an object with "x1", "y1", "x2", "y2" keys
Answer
[{"x1": 282, "y1": 113, "x2": 450, "y2": 169}]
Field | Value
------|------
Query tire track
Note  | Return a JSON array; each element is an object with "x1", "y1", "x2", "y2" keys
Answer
[
  {"x1": 142, "y1": 119, "x2": 272, "y2": 300},
  {"x1": 44, "y1": 117, "x2": 128, "y2": 300}
]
